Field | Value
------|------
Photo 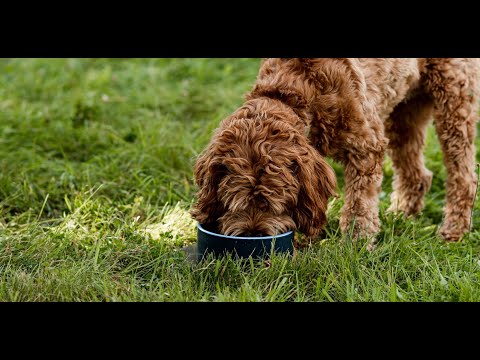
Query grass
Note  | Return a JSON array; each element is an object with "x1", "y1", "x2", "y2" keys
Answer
[{"x1": 1, "y1": 58, "x2": 480, "y2": 302}]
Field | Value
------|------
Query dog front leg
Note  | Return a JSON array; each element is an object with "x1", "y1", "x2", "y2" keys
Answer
[{"x1": 340, "y1": 146, "x2": 385, "y2": 249}]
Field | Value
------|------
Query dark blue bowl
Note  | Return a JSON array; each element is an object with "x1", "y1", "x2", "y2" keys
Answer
[{"x1": 197, "y1": 223, "x2": 294, "y2": 260}]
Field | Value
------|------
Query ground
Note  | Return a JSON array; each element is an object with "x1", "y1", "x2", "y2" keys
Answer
[{"x1": 0, "y1": 58, "x2": 480, "y2": 301}]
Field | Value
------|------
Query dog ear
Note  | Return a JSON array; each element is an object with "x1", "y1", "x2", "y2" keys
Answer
[
  {"x1": 190, "y1": 147, "x2": 226, "y2": 225},
  {"x1": 292, "y1": 148, "x2": 337, "y2": 238}
]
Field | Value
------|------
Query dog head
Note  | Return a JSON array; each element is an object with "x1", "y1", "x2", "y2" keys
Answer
[{"x1": 191, "y1": 111, "x2": 336, "y2": 238}]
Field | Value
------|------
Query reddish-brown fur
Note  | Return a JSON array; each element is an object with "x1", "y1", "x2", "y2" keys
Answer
[{"x1": 191, "y1": 58, "x2": 480, "y2": 245}]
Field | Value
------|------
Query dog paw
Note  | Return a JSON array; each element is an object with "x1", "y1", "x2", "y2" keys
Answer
[
  {"x1": 340, "y1": 213, "x2": 380, "y2": 243},
  {"x1": 438, "y1": 221, "x2": 469, "y2": 242}
]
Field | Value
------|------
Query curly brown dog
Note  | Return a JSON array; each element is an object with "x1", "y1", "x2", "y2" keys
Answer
[{"x1": 191, "y1": 58, "x2": 479, "y2": 246}]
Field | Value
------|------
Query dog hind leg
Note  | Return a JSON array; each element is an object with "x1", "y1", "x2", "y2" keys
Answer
[
  {"x1": 423, "y1": 58, "x2": 479, "y2": 242},
  {"x1": 385, "y1": 92, "x2": 434, "y2": 216}
]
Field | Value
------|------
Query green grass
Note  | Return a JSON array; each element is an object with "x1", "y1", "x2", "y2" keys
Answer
[{"x1": 1, "y1": 58, "x2": 480, "y2": 302}]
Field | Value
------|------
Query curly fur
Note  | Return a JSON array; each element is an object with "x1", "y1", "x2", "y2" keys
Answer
[{"x1": 192, "y1": 58, "x2": 480, "y2": 244}]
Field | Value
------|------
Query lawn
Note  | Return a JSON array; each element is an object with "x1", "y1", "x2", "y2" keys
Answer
[{"x1": 1, "y1": 58, "x2": 480, "y2": 302}]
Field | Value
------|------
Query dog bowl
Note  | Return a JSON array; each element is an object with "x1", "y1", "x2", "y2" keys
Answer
[{"x1": 196, "y1": 223, "x2": 294, "y2": 260}]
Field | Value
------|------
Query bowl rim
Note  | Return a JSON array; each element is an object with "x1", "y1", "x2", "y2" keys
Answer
[{"x1": 197, "y1": 223, "x2": 294, "y2": 241}]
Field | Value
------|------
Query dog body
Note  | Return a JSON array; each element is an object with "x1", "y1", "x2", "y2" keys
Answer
[{"x1": 192, "y1": 58, "x2": 479, "y2": 243}]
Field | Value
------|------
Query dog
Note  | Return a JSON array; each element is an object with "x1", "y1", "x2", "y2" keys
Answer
[{"x1": 191, "y1": 58, "x2": 479, "y2": 246}]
